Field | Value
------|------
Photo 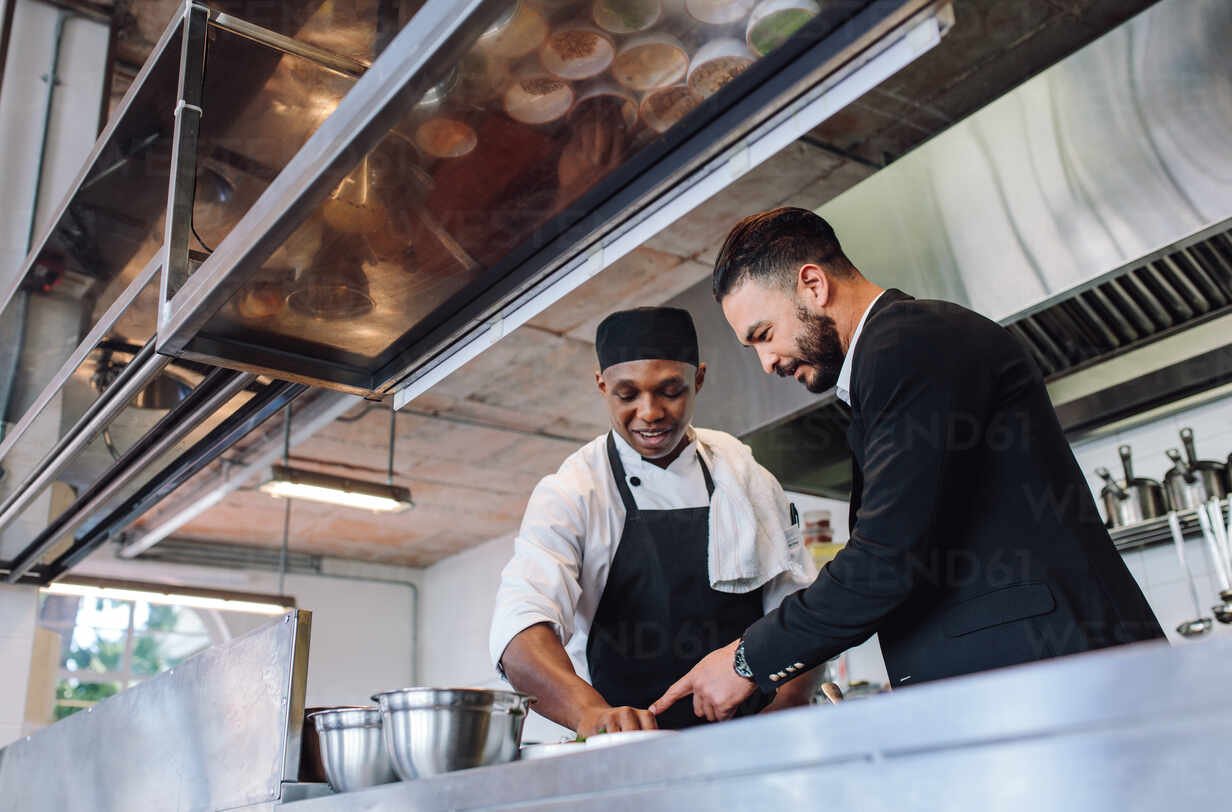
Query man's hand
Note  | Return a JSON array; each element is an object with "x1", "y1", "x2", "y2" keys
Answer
[
  {"x1": 649, "y1": 639, "x2": 755, "y2": 722},
  {"x1": 576, "y1": 705, "x2": 658, "y2": 738}
]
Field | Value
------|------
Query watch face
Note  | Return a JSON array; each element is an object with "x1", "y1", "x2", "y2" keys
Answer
[{"x1": 733, "y1": 642, "x2": 754, "y2": 678}]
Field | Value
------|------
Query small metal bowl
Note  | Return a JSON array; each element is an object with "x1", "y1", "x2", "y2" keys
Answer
[
  {"x1": 373, "y1": 688, "x2": 534, "y2": 780},
  {"x1": 309, "y1": 708, "x2": 398, "y2": 793}
]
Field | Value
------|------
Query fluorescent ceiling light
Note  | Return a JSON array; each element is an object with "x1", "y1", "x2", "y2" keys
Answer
[
  {"x1": 258, "y1": 464, "x2": 412, "y2": 513},
  {"x1": 43, "y1": 582, "x2": 290, "y2": 616}
]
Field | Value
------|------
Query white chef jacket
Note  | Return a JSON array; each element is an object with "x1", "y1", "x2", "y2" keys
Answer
[{"x1": 490, "y1": 427, "x2": 817, "y2": 683}]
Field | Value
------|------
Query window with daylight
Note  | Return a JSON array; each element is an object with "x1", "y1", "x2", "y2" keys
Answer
[{"x1": 35, "y1": 587, "x2": 283, "y2": 721}]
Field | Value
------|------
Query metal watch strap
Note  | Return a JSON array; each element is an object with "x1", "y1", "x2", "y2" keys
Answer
[{"x1": 733, "y1": 640, "x2": 754, "y2": 679}]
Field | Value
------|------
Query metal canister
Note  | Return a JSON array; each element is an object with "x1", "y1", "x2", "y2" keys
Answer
[
  {"x1": 1163, "y1": 428, "x2": 1230, "y2": 510},
  {"x1": 1096, "y1": 445, "x2": 1168, "y2": 528}
]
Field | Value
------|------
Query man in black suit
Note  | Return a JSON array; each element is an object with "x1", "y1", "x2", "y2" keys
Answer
[{"x1": 651, "y1": 207, "x2": 1164, "y2": 722}]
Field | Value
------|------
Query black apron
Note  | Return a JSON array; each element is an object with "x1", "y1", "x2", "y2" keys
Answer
[{"x1": 586, "y1": 433, "x2": 771, "y2": 730}]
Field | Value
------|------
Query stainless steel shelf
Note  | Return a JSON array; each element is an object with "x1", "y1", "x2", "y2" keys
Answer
[{"x1": 1111, "y1": 503, "x2": 1231, "y2": 552}]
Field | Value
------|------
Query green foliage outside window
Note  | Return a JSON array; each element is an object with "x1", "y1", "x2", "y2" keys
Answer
[{"x1": 41, "y1": 595, "x2": 214, "y2": 720}]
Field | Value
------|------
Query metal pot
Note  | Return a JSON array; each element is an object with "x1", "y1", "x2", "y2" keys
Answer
[
  {"x1": 309, "y1": 708, "x2": 398, "y2": 793},
  {"x1": 1164, "y1": 428, "x2": 1230, "y2": 510},
  {"x1": 1096, "y1": 445, "x2": 1168, "y2": 528},
  {"x1": 373, "y1": 688, "x2": 533, "y2": 781}
]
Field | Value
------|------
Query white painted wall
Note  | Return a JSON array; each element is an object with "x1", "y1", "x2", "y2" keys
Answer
[
  {"x1": 0, "y1": 585, "x2": 37, "y2": 747},
  {"x1": 419, "y1": 534, "x2": 512, "y2": 691}
]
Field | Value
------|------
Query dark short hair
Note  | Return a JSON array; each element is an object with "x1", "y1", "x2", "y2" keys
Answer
[{"x1": 712, "y1": 207, "x2": 854, "y2": 300}]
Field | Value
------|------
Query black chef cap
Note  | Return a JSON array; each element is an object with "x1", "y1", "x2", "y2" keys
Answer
[{"x1": 595, "y1": 307, "x2": 699, "y2": 371}]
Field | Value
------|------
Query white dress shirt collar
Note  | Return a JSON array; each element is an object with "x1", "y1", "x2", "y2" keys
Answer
[{"x1": 835, "y1": 290, "x2": 886, "y2": 406}]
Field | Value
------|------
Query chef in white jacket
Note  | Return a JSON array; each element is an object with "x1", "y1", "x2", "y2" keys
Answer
[{"x1": 490, "y1": 307, "x2": 818, "y2": 735}]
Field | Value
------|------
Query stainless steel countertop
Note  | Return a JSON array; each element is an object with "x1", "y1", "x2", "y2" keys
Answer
[{"x1": 281, "y1": 634, "x2": 1232, "y2": 811}]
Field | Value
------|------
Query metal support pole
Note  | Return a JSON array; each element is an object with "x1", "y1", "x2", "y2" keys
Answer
[
  {"x1": 159, "y1": 2, "x2": 209, "y2": 304},
  {"x1": 278, "y1": 403, "x2": 291, "y2": 595},
  {"x1": 27, "y1": 11, "x2": 66, "y2": 251},
  {"x1": 387, "y1": 405, "x2": 396, "y2": 486}
]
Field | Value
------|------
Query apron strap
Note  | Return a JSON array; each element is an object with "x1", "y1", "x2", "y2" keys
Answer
[
  {"x1": 606, "y1": 432, "x2": 715, "y2": 514},
  {"x1": 698, "y1": 452, "x2": 715, "y2": 498},
  {"x1": 606, "y1": 432, "x2": 639, "y2": 516}
]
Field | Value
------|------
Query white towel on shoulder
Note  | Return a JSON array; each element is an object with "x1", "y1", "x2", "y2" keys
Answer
[{"x1": 695, "y1": 428, "x2": 808, "y2": 594}]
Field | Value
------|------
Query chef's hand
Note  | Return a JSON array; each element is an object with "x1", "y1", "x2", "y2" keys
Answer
[
  {"x1": 649, "y1": 639, "x2": 755, "y2": 723},
  {"x1": 576, "y1": 704, "x2": 659, "y2": 738}
]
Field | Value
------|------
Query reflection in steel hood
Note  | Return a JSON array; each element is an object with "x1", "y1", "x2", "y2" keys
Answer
[
  {"x1": 818, "y1": 0, "x2": 1232, "y2": 324},
  {"x1": 681, "y1": 0, "x2": 1232, "y2": 495}
]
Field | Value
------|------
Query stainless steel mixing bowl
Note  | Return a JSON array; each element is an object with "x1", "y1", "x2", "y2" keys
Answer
[
  {"x1": 309, "y1": 707, "x2": 398, "y2": 792},
  {"x1": 372, "y1": 688, "x2": 534, "y2": 780}
]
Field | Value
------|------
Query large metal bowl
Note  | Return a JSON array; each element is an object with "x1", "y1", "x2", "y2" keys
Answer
[
  {"x1": 372, "y1": 688, "x2": 534, "y2": 780},
  {"x1": 309, "y1": 708, "x2": 399, "y2": 793}
]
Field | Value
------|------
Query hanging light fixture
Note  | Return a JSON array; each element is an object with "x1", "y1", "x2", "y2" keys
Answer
[
  {"x1": 43, "y1": 581, "x2": 291, "y2": 616},
  {"x1": 259, "y1": 465, "x2": 412, "y2": 512},
  {"x1": 259, "y1": 405, "x2": 412, "y2": 513}
]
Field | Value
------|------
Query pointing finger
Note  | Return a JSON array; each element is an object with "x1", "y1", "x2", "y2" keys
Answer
[{"x1": 650, "y1": 676, "x2": 692, "y2": 716}]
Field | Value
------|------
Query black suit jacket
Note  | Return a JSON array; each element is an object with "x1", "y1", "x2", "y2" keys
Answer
[{"x1": 743, "y1": 290, "x2": 1164, "y2": 690}]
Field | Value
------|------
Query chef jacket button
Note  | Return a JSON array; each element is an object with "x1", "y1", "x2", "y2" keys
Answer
[
  {"x1": 785, "y1": 665, "x2": 796, "y2": 673},
  {"x1": 629, "y1": 476, "x2": 641, "y2": 487},
  {"x1": 794, "y1": 662, "x2": 805, "y2": 669},
  {"x1": 769, "y1": 673, "x2": 780, "y2": 682}
]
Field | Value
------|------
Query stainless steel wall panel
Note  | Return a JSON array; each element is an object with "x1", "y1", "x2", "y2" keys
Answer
[{"x1": 0, "y1": 610, "x2": 311, "y2": 812}]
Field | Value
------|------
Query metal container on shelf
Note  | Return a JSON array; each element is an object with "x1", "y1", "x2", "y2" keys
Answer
[
  {"x1": 309, "y1": 707, "x2": 399, "y2": 793},
  {"x1": 1163, "y1": 428, "x2": 1230, "y2": 510},
  {"x1": 373, "y1": 688, "x2": 534, "y2": 780},
  {"x1": 1096, "y1": 445, "x2": 1168, "y2": 528}
]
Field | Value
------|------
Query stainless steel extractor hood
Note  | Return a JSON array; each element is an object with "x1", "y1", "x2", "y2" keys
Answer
[
  {"x1": 154, "y1": 0, "x2": 953, "y2": 399},
  {"x1": 682, "y1": 0, "x2": 1232, "y2": 496}
]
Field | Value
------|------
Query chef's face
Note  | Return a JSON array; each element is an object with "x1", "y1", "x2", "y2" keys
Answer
[
  {"x1": 721, "y1": 269, "x2": 845, "y2": 394},
  {"x1": 596, "y1": 359, "x2": 705, "y2": 459}
]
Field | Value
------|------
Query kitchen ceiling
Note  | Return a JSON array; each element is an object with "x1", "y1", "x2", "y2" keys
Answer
[{"x1": 103, "y1": 0, "x2": 1160, "y2": 567}]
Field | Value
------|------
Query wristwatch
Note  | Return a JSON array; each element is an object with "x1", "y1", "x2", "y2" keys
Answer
[{"x1": 732, "y1": 639, "x2": 754, "y2": 680}]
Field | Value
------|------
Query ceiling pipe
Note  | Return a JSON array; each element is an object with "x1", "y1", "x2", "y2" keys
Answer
[
  {"x1": 0, "y1": 0, "x2": 17, "y2": 114},
  {"x1": 0, "y1": 8, "x2": 68, "y2": 453}
]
